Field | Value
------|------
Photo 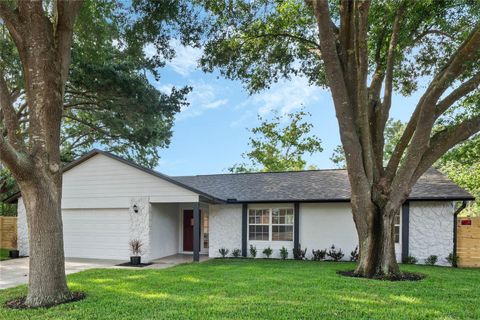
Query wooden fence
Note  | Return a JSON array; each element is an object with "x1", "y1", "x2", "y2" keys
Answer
[
  {"x1": 457, "y1": 217, "x2": 480, "y2": 268},
  {"x1": 0, "y1": 216, "x2": 17, "y2": 249}
]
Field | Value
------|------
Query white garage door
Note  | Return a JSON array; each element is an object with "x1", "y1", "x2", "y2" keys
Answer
[{"x1": 63, "y1": 209, "x2": 130, "y2": 260}]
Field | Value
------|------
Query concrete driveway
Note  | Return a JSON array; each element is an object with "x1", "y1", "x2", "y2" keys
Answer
[{"x1": 0, "y1": 257, "x2": 122, "y2": 290}]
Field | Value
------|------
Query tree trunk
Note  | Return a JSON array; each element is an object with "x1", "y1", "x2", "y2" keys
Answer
[
  {"x1": 354, "y1": 200, "x2": 400, "y2": 277},
  {"x1": 20, "y1": 173, "x2": 70, "y2": 307}
]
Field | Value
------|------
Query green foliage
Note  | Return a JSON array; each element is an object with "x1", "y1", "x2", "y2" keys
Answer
[
  {"x1": 0, "y1": 168, "x2": 16, "y2": 216},
  {"x1": 293, "y1": 245, "x2": 307, "y2": 260},
  {"x1": 402, "y1": 256, "x2": 418, "y2": 265},
  {"x1": 0, "y1": 0, "x2": 201, "y2": 168},
  {"x1": 331, "y1": 119, "x2": 405, "y2": 168},
  {"x1": 425, "y1": 255, "x2": 438, "y2": 266},
  {"x1": 279, "y1": 246, "x2": 288, "y2": 260},
  {"x1": 262, "y1": 247, "x2": 273, "y2": 258},
  {"x1": 3, "y1": 260, "x2": 480, "y2": 319},
  {"x1": 327, "y1": 245, "x2": 344, "y2": 262},
  {"x1": 218, "y1": 248, "x2": 229, "y2": 258},
  {"x1": 230, "y1": 109, "x2": 322, "y2": 172},
  {"x1": 231, "y1": 248, "x2": 242, "y2": 258},
  {"x1": 437, "y1": 136, "x2": 480, "y2": 217},
  {"x1": 350, "y1": 246, "x2": 359, "y2": 262},
  {"x1": 312, "y1": 249, "x2": 327, "y2": 261},
  {"x1": 249, "y1": 245, "x2": 257, "y2": 258},
  {"x1": 446, "y1": 253, "x2": 459, "y2": 267}
]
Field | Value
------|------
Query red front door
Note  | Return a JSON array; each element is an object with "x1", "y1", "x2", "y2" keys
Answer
[{"x1": 183, "y1": 210, "x2": 194, "y2": 251}]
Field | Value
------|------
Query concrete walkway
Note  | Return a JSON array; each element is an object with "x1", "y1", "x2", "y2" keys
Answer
[{"x1": 0, "y1": 254, "x2": 209, "y2": 290}]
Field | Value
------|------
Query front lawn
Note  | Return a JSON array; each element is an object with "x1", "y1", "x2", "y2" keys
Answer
[
  {"x1": 0, "y1": 259, "x2": 479, "y2": 319},
  {"x1": 0, "y1": 248, "x2": 10, "y2": 261}
]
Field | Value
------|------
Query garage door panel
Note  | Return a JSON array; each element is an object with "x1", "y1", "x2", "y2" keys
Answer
[{"x1": 62, "y1": 209, "x2": 130, "y2": 260}]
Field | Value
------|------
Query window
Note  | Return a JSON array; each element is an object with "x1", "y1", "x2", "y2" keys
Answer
[
  {"x1": 272, "y1": 208, "x2": 294, "y2": 241},
  {"x1": 203, "y1": 214, "x2": 209, "y2": 249},
  {"x1": 248, "y1": 209, "x2": 269, "y2": 240},
  {"x1": 249, "y1": 207, "x2": 294, "y2": 241},
  {"x1": 394, "y1": 212, "x2": 400, "y2": 243}
]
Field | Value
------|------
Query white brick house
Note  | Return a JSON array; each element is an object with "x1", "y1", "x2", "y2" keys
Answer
[{"x1": 7, "y1": 150, "x2": 473, "y2": 265}]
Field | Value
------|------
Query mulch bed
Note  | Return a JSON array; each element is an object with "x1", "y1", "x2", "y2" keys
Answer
[
  {"x1": 337, "y1": 270, "x2": 426, "y2": 281},
  {"x1": 4, "y1": 292, "x2": 86, "y2": 309},
  {"x1": 116, "y1": 262, "x2": 153, "y2": 268}
]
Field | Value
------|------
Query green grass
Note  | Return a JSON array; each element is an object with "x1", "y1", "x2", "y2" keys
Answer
[
  {"x1": 0, "y1": 248, "x2": 10, "y2": 261},
  {"x1": 0, "y1": 259, "x2": 479, "y2": 319}
]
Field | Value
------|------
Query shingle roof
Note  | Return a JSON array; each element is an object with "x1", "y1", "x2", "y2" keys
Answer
[
  {"x1": 172, "y1": 168, "x2": 474, "y2": 202},
  {"x1": 4, "y1": 150, "x2": 474, "y2": 204}
]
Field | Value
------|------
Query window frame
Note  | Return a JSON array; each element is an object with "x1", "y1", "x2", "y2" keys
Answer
[
  {"x1": 394, "y1": 212, "x2": 401, "y2": 244},
  {"x1": 248, "y1": 206, "x2": 294, "y2": 242}
]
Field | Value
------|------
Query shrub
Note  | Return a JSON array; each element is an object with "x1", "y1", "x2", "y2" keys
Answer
[
  {"x1": 311, "y1": 249, "x2": 327, "y2": 261},
  {"x1": 402, "y1": 255, "x2": 418, "y2": 264},
  {"x1": 425, "y1": 255, "x2": 438, "y2": 266},
  {"x1": 446, "y1": 252, "x2": 459, "y2": 267},
  {"x1": 249, "y1": 245, "x2": 257, "y2": 258},
  {"x1": 293, "y1": 245, "x2": 307, "y2": 260},
  {"x1": 263, "y1": 247, "x2": 273, "y2": 258},
  {"x1": 129, "y1": 239, "x2": 143, "y2": 256},
  {"x1": 327, "y1": 245, "x2": 344, "y2": 261},
  {"x1": 279, "y1": 246, "x2": 289, "y2": 260},
  {"x1": 350, "y1": 246, "x2": 359, "y2": 262},
  {"x1": 232, "y1": 248, "x2": 242, "y2": 258},
  {"x1": 218, "y1": 248, "x2": 229, "y2": 258}
]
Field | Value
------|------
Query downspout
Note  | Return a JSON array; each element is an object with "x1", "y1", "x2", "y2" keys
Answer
[{"x1": 453, "y1": 200, "x2": 467, "y2": 268}]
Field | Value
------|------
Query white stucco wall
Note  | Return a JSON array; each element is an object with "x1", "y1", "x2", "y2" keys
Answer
[
  {"x1": 300, "y1": 203, "x2": 358, "y2": 260},
  {"x1": 209, "y1": 204, "x2": 242, "y2": 257},
  {"x1": 16, "y1": 198, "x2": 28, "y2": 256},
  {"x1": 150, "y1": 203, "x2": 179, "y2": 259},
  {"x1": 129, "y1": 197, "x2": 152, "y2": 261},
  {"x1": 409, "y1": 201, "x2": 454, "y2": 266}
]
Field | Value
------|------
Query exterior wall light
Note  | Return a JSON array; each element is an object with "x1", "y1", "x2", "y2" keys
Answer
[{"x1": 133, "y1": 204, "x2": 139, "y2": 213}]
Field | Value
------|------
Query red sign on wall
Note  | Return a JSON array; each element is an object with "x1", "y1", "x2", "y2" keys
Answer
[{"x1": 461, "y1": 219, "x2": 472, "y2": 226}]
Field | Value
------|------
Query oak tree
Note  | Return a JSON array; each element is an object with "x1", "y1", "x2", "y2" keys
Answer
[
  {"x1": 230, "y1": 109, "x2": 322, "y2": 172},
  {"x1": 200, "y1": 0, "x2": 480, "y2": 277}
]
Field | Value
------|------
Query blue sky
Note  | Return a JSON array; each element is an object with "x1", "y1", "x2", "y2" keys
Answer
[{"x1": 146, "y1": 42, "x2": 424, "y2": 176}]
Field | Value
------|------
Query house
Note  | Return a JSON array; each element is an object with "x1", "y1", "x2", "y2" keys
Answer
[{"x1": 7, "y1": 150, "x2": 474, "y2": 265}]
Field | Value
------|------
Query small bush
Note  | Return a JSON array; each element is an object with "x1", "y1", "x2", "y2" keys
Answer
[
  {"x1": 279, "y1": 246, "x2": 289, "y2": 260},
  {"x1": 327, "y1": 245, "x2": 344, "y2": 261},
  {"x1": 425, "y1": 255, "x2": 438, "y2": 266},
  {"x1": 232, "y1": 248, "x2": 242, "y2": 258},
  {"x1": 293, "y1": 245, "x2": 307, "y2": 260},
  {"x1": 218, "y1": 248, "x2": 229, "y2": 258},
  {"x1": 311, "y1": 249, "x2": 327, "y2": 261},
  {"x1": 129, "y1": 239, "x2": 143, "y2": 256},
  {"x1": 350, "y1": 246, "x2": 359, "y2": 262},
  {"x1": 402, "y1": 255, "x2": 418, "y2": 264},
  {"x1": 263, "y1": 247, "x2": 273, "y2": 258},
  {"x1": 446, "y1": 252, "x2": 459, "y2": 267},
  {"x1": 249, "y1": 245, "x2": 257, "y2": 258}
]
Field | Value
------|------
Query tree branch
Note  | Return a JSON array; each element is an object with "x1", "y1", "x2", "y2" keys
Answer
[
  {"x1": 412, "y1": 117, "x2": 480, "y2": 182},
  {"x1": 0, "y1": 71, "x2": 23, "y2": 149},
  {"x1": 386, "y1": 23, "x2": 480, "y2": 183},
  {"x1": 435, "y1": 73, "x2": 480, "y2": 118},
  {"x1": 55, "y1": 0, "x2": 84, "y2": 89},
  {"x1": 0, "y1": 2, "x2": 24, "y2": 49}
]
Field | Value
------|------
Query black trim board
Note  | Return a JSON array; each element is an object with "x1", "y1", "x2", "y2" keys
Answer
[
  {"x1": 401, "y1": 202, "x2": 410, "y2": 261},
  {"x1": 294, "y1": 202, "x2": 300, "y2": 250},
  {"x1": 193, "y1": 203, "x2": 200, "y2": 262},
  {"x1": 242, "y1": 203, "x2": 248, "y2": 257}
]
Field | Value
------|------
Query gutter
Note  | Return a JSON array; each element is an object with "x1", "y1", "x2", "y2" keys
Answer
[{"x1": 453, "y1": 200, "x2": 467, "y2": 267}]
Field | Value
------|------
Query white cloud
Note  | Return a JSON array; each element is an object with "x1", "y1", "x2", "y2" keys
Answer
[
  {"x1": 176, "y1": 80, "x2": 229, "y2": 120},
  {"x1": 143, "y1": 40, "x2": 203, "y2": 77},
  {"x1": 231, "y1": 76, "x2": 327, "y2": 126},
  {"x1": 167, "y1": 40, "x2": 203, "y2": 77}
]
